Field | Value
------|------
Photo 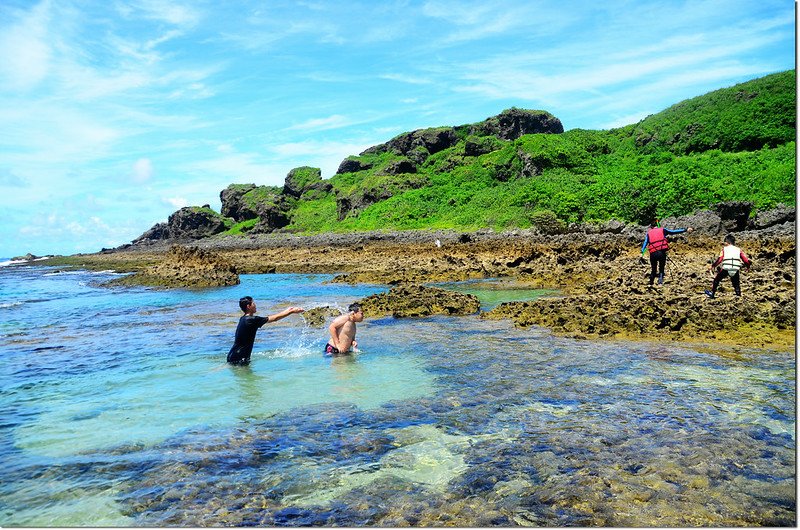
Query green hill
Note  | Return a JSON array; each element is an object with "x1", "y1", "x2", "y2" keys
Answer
[{"x1": 165, "y1": 70, "x2": 797, "y2": 241}]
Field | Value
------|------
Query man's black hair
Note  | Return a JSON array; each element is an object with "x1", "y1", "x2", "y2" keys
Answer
[
  {"x1": 348, "y1": 302, "x2": 361, "y2": 313},
  {"x1": 724, "y1": 234, "x2": 736, "y2": 245},
  {"x1": 239, "y1": 296, "x2": 254, "y2": 313}
]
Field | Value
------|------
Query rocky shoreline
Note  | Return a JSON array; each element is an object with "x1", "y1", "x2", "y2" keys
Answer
[{"x1": 38, "y1": 206, "x2": 796, "y2": 351}]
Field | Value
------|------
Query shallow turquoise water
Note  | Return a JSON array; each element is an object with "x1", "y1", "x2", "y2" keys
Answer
[{"x1": 0, "y1": 265, "x2": 795, "y2": 526}]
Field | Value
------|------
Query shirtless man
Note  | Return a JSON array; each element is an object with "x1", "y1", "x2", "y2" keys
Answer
[{"x1": 325, "y1": 303, "x2": 364, "y2": 355}]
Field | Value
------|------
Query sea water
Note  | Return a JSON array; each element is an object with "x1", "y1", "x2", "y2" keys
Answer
[{"x1": 0, "y1": 263, "x2": 795, "y2": 526}]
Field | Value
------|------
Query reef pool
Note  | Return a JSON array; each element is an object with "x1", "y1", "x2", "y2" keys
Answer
[{"x1": 0, "y1": 266, "x2": 795, "y2": 526}]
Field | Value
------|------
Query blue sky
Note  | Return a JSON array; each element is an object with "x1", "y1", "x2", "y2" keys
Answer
[{"x1": 0, "y1": 0, "x2": 794, "y2": 257}]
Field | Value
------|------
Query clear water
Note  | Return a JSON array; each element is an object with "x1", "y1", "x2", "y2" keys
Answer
[{"x1": 0, "y1": 265, "x2": 795, "y2": 526}]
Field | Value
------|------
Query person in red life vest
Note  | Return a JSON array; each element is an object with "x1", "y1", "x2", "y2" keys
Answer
[
  {"x1": 640, "y1": 219, "x2": 693, "y2": 286},
  {"x1": 705, "y1": 234, "x2": 752, "y2": 298}
]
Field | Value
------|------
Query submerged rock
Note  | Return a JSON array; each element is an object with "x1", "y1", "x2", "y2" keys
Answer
[
  {"x1": 302, "y1": 306, "x2": 343, "y2": 327},
  {"x1": 108, "y1": 245, "x2": 239, "y2": 288},
  {"x1": 359, "y1": 285, "x2": 480, "y2": 317}
]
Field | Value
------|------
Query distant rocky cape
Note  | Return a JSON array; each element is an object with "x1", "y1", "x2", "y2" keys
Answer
[{"x1": 128, "y1": 108, "x2": 564, "y2": 246}]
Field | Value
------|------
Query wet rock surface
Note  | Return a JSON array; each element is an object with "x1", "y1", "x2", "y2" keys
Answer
[
  {"x1": 359, "y1": 285, "x2": 481, "y2": 317},
  {"x1": 51, "y1": 209, "x2": 795, "y2": 348},
  {"x1": 106, "y1": 245, "x2": 239, "y2": 288},
  {"x1": 301, "y1": 306, "x2": 343, "y2": 327},
  {"x1": 110, "y1": 334, "x2": 794, "y2": 527},
  {"x1": 482, "y1": 232, "x2": 796, "y2": 349}
]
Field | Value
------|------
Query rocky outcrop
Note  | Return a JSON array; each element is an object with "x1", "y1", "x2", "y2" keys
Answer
[
  {"x1": 336, "y1": 158, "x2": 374, "y2": 174},
  {"x1": 469, "y1": 108, "x2": 563, "y2": 140},
  {"x1": 302, "y1": 306, "x2": 344, "y2": 327},
  {"x1": 750, "y1": 203, "x2": 795, "y2": 230},
  {"x1": 336, "y1": 174, "x2": 429, "y2": 220},
  {"x1": 713, "y1": 201, "x2": 753, "y2": 232},
  {"x1": 58, "y1": 211, "x2": 795, "y2": 349},
  {"x1": 464, "y1": 135, "x2": 504, "y2": 157},
  {"x1": 378, "y1": 158, "x2": 417, "y2": 176},
  {"x1": 108, "y1": 245, "x2": 239, "y2": 288},
  {"x1": 480, "y1": 232, "x2": 795, "y2": 349},
  {"x1": 359, "y1": 285, "x2": 480, "y2": 317},
  {"x1": 357, "y1": 109, "x2": 564, "y2": 166},
  {"x1": 133, "y1": 206, "x2": 229, "y2": 244},
  {"x1": 283, "y1": 166, "x2": 323, "y2": 198},
  {"x1": 11, "y1": 252, "x2": 42, "y2": 261},
  {"x1": 362, "y1": 127, "x2": 459, "y2": 161},
  {"x1": 220, "y1": 184, "x2": 258, "y2": 221}
]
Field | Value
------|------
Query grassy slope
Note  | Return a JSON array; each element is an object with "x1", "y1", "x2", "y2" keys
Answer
[{"x1": 230, "y1": 70, "x2": 796, "y2": 236}]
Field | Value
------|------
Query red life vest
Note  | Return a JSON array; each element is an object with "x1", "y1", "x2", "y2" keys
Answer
[{"x1": 647, "y1": 227, "x2": 669, "y2": 253}]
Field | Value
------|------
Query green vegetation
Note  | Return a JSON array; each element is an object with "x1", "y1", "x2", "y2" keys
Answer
[
  {"x1": 242, "y1": 186, "x2": 282, "y2": 210},
  {"x1": 220, "y1": 218, "x2": 259, "y2": 236},
  {"x1": 222, "y1": 71, "x2": 798, "y2": 234}
]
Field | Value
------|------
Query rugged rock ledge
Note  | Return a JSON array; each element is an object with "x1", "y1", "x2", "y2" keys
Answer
[
  {"x1": 46, "y1": 208, "x2": 795, "y2": 350},
  {"x1": 360, "y1": 285, "x2": 481, "y2": 318},
  {"x1": 106, "y1": 245, "x2": 239, "y2": 288}
]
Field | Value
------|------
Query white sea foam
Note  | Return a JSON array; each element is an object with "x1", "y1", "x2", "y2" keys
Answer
[
  {"x1": 0, "y1": 256, "x2": 51, "y2": 268},
  {"x1": 0, "y1": 301, "x2": 23, "y2": 309},
  {"x1": 44, "y1": 270, "x2": 85, "y2": 276}
]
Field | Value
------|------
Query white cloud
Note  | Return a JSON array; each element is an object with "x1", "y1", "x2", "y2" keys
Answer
[
  {"x1": 0, "y1": 168, "x2": 27, "y2": 187},
  {"x1": 269, "y1": 139, "x2": 378, "y2": 177},
  {"x1": 452, "y1": 21, "x2": 789, "y2": 112},
  {"x1": 181, "y1": 153, "x2": 287, "y2": 185},
  {"x1": 380, "y1": 73, "x2": 432, "y2": 85},
  {"x1": 132, "y1": 158, "x2": 153, "y2": 183},
  {"x1": 126, "y1": 0, "x2": 202, "y2": 28},
  {"x1": 0, "y1": 1, "x2": 52, "y2": 90},
  {"x1": 286, "y1": 114, "x2": 352, "y2": 132},
  {"x1": 162, "y1": 196, "x2": 189, "y2": 209}
]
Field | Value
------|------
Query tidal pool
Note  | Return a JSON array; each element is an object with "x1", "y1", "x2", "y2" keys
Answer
[{"x1": 0, "y1": 267, "x2": 795, "y2": 526}]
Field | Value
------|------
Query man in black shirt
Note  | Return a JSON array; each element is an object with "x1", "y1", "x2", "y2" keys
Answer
[{"x1": 227, "y1": 296, "x2": 304, "y2": 365}]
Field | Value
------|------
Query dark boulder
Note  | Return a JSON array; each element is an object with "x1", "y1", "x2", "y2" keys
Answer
[
  {"x1": 362, "y1": 127, "x2": 459, "y2": 159},
  {"x1": 133, "y1": 222, "x2": 171, "y2": 242},
  {"x1": 251, "y1": 201, "x2": 292, "y2": 233},
  {"x1": 283, "y1": 166, "x2": 322, "y2": 198},
  {"x1": 336, "y1": 158, "x2": 374, "y2": 175},
  {"x1": 470, "y1": 108, "x2": 563, "y2": 140},
  {"x1": 713, "y1": 201, "x2": 752, "y2": 232},
  {"x1": 166, "y1": 206, "x2": 228, "y2": 240},
  {"x1": 133, "y1": 206, "x2": 228, "y2": 244},
  {"x1": 750, "y1": 204, "x2": 795, "y2": 230},
  {"x1": 379, "y1": 158, "x2": 417, "y2": 175},
  {"x1": 220, "y1": 184, "x2": 258, "y2": 221}
]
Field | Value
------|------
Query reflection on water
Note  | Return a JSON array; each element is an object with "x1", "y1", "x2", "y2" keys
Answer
[
  {"x1": 430, "y1": 278, "x2": 556, "y2": 310},
  {"x1": 0, "y1": 268, "x2": 795, "y2": 526}
]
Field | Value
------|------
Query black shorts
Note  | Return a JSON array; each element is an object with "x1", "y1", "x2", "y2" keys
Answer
[{"x1": 324, "y1": 343, "x2": 340, "y2": 355}]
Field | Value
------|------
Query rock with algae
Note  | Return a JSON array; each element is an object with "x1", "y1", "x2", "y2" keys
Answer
[
  {"x1": 107, "y1": 245, "x2": 239, "y2": 288},
  {"x1": 282, "y1": 424, "x2": 512, "y2": 507},
  {"x1": 359, "y1": 285, "x2": 480, "y2": 317}
]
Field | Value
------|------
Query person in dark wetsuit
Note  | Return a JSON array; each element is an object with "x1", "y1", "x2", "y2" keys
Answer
[
  {"x1": 227, "y1": 296, "x2": 304, "y2": 365},
  {"x1": 641, "y1": 219, "x2": 693, "y2": 286}
]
